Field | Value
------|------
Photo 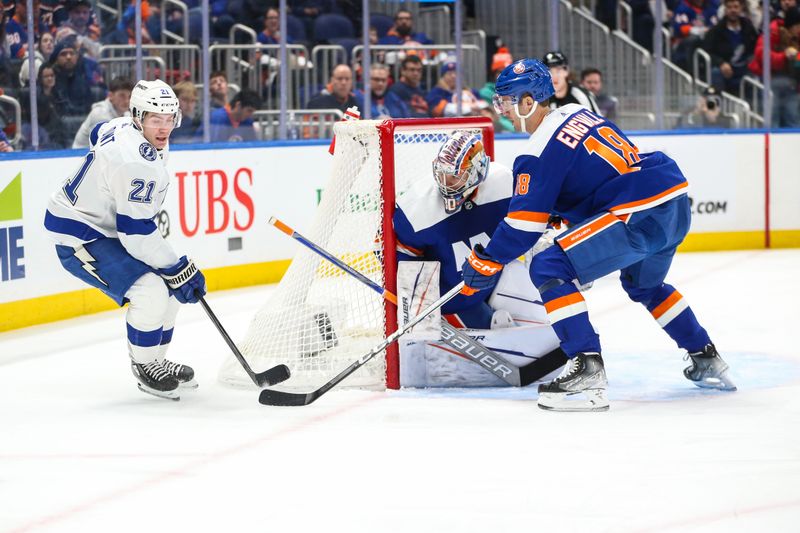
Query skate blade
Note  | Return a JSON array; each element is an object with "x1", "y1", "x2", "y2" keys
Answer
[
  {"x1": 538, "y1": 389, "x2": 609, "y2": 412},
  {"x1": 692, "y1": 373, "x2": 737, "y2": 392},
  {"x1": 178, "y1": 378, "x2": 198, "y2": 390},
  {"x1": 137, "y1": 383, "x2": 180, "y2": 401}
]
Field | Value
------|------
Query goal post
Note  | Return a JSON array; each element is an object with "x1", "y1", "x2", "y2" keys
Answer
[
  {"x1": 377, "y1": 117, "x2": 495, "y2": 389},
  {"x1": 218, "y1": 117, "x2": 495, "y2": 391}
]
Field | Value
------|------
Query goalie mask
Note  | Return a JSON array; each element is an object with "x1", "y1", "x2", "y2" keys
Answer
[
  {"x1": 130, "y1": 79, "x2": 182, "y2": 128},
  {"x1": 432, "y1": 132, "x2": 489, "y2": 214}
]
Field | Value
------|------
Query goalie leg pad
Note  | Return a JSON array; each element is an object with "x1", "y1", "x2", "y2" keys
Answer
[{"x1": 396, "y1": 261, "x2": 443, "y2": 341}]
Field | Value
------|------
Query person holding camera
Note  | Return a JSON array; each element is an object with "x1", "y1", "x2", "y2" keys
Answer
[{"x1": 677, "y1": 86, "x2": 735, "y2": 128}]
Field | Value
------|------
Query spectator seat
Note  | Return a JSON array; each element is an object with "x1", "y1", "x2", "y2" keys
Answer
[
  {"x1": 330, "y1": 37, "x2": 359, "y2": 61},
  {"x1": 286, "y1": 14, "x2": 307, "y2": 43},
  {"x1": 313, "y1": 13, "x2": 355, "y2": 43},
  {"x1": 370, "y1": 14, "x2": 394, "y2": 38}
]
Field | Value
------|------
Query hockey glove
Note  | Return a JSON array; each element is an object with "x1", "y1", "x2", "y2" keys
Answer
[
  {"x1": 159, "y1": 256, "x2": 206, "y2": 304},
  {"x1": 461, "y1": 244, "x2": 503, "y2": 296}
]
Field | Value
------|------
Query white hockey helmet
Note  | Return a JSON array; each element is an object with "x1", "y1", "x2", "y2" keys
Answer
[
  {"x1": 432, "y1": 131, "x2": 490, "y2": 214},
  {"x1": 130, "y1": 79, "x2": 182, "y2": 128}
]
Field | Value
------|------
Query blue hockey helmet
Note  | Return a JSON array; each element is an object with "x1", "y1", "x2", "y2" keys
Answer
[{"x1": 493, "y1": 58, "x2": 554, "y2": 113}]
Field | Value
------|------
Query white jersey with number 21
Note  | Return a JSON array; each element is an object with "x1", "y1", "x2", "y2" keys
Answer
[{"x1": 46, "y1": 116, "x2": 179, "y2": 270}]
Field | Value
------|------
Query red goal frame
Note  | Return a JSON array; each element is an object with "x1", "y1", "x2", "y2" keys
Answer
[{"x1": 377, "y1": 117, "x2": 496, "y2": 389}]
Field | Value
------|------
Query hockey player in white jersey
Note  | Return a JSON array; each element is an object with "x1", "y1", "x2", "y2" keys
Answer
[{"x1": 44, "y1": 79, "x2": 206, "y2": 401}]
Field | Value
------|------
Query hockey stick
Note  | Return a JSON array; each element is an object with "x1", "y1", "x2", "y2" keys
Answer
[
  {"x1": 268, "y1": 217, "x2": 566, "y2": 386},
  {"x1": 197, "y1": 294, "x2": 291, "y2": 388},
  {"x1": 258, "y1": 282, "x2": 465, "y2": 406},
  {"x1": 269, "y1": 216, "x2": 398, "y2": 304}
]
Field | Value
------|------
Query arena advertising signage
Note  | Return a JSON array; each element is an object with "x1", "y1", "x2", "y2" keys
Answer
[
  {"x1": 631, "y1": 133, "x2": 765, "y2": 233},
  {"x1": 0, "y1": 145, "x2": 331, "y2": 305},
  {"x1": 0, "y1": 131, "x2": 794, "y2": 309},
  {"x1": 0, "y1": 172, "x2": 25, "y2": 283},
  {"x1": 493, "y1": 132, "x2": 765, "y2": 234}
]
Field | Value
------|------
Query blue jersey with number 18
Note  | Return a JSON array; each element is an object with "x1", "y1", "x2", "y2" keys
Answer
[
  {"x1": 484, "y1": 103, "x2": 688, "y2": 264},
  {"x1": 44, "y1": 116, "x2": 180, "y2": 270}
]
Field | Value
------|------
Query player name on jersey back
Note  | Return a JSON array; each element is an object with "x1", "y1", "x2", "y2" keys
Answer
[{"x1": 555, "y1": 110, "x2": 606, "y2": 149}]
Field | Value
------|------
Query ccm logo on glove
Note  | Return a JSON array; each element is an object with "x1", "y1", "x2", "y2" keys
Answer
[
  {"x1": 466, "y1": 252, "x2": 503, "y2": 275},
  {"x1": 461, "y1": 244, "x2": 504, "y2": 296}
]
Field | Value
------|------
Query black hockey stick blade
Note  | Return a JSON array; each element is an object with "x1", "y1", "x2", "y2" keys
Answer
[
  {"x1": 198, "y1": 294, "x2": 291, "y2": 388},
  {"x1": 255, "y1": 364, "x2": 291, "y2": 388},
  {"x1": 519, "y1": 347, "x2": 569, "y2": 386},
  {"x1": 258, "y1": 388, "x2": 318, "y2": 407}
]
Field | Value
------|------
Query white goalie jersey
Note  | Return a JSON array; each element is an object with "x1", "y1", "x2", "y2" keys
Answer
[{"x1": 45, "y1": 117, "x2": 179, "y2": 270}]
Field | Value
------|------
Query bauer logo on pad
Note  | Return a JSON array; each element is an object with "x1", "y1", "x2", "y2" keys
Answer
[{"x1": 396, "y1": 261, "x2": 442, "y2": 342}]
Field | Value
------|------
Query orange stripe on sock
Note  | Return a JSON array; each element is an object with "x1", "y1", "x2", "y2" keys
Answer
[
  {"x1": 651, "y1": 290, "x2": 683, "y2": 319},
  {"x1": 544, "y1": 291, "x2": 585, "y2": 314}
]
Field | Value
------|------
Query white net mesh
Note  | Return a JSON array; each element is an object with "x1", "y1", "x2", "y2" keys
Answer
[{"x1": 218, "y1": 119, "x2": 491, "y2": 390}]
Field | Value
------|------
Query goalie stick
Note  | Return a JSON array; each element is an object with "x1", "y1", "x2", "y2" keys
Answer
[
  {"x1": 258, "y1": 282, "x2": 465, "y2": 406},
  {"x1": 268, "y1": 217, "x2": 566, "y2": 387},
  {"x1": 197, "y1": 294, "x2": 290, "y2": 388}
]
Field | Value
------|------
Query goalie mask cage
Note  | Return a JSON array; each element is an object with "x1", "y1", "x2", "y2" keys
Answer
[{"x1": 219, "y1": 117, "x2": 494, "y2": 391}]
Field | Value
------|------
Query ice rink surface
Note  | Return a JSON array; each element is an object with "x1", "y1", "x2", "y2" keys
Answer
[{"x1": 1, "y1": 249, "x2": 799, "y2": 533}]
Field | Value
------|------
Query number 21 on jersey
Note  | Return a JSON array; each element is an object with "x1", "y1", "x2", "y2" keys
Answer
[
  {"x1": 63, "y1": 151, "x2": 96, "y2": 205},
  {"x1": 583, "y1": 126, "x2": 640, "y2": 175}
]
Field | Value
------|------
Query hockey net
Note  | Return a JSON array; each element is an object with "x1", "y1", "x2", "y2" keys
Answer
[{"x1": 218, "y1": 117, "x2": 494, "y2": 390}]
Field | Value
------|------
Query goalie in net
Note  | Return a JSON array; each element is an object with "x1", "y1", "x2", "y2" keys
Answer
[
  {"x1": 219, "y1": 117, "x2": 562, "y2": 391},
  {"x1": 393, "y1": 131, "x2": 565, "y2": 387}
]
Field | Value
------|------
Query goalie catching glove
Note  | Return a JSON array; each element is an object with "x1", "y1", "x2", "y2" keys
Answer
[
  {"x1": 461, "y1": 244, "x2": 503, "y2": 296},
  {"x1": 159, "y1": 256, "x2": 207, "y2": 304}
]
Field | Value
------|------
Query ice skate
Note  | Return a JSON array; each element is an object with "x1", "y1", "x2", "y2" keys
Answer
[
  {"x1": 162, "y1": 359, "x2": 198, "y2": 389},
  {"x1": 131, "y1": 360, "x2": 180, "y2": 401},
  {"x1": 538, "y1": 352, "x2": 609, "y2": 412},
  {"x1": 684, "y1": 344, "x2": 736, "y2": 391}
]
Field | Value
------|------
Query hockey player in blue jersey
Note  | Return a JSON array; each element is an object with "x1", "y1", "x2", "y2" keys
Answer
[
  {"x1": 460, "y1": 58, "x2": 736, "y2": 411},
  {"x1": 394, "y1": 131, "x2": 524, "y2": 329},
  {"x1": 44, "y1": 79, "x2": 206, "y2": 401}
]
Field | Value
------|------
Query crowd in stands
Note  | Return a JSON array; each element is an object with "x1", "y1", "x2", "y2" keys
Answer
[
  {"x1": 1, "y1": 0, "x2": 799, "y2": 151},
  {"x1": 595, "y1": 0, "x2": 800, "y2": 127},
  {"x1": 0, "y1": 1, "x2": 489, "y2": 148}
]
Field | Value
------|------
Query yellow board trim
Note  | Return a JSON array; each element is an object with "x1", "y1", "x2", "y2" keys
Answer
[
  {"x1": 0, "y1": 259, "x2": 291, "y2": 332},
  {"x1": 769, "y1": 230, "x2": 800, "y2": 249},
  {"x1": 2, "y1": 230, "x2": 799, "y2": 333},
  {"x1": 677, "y1": 231, "x2": 766, "y2": 252}
]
